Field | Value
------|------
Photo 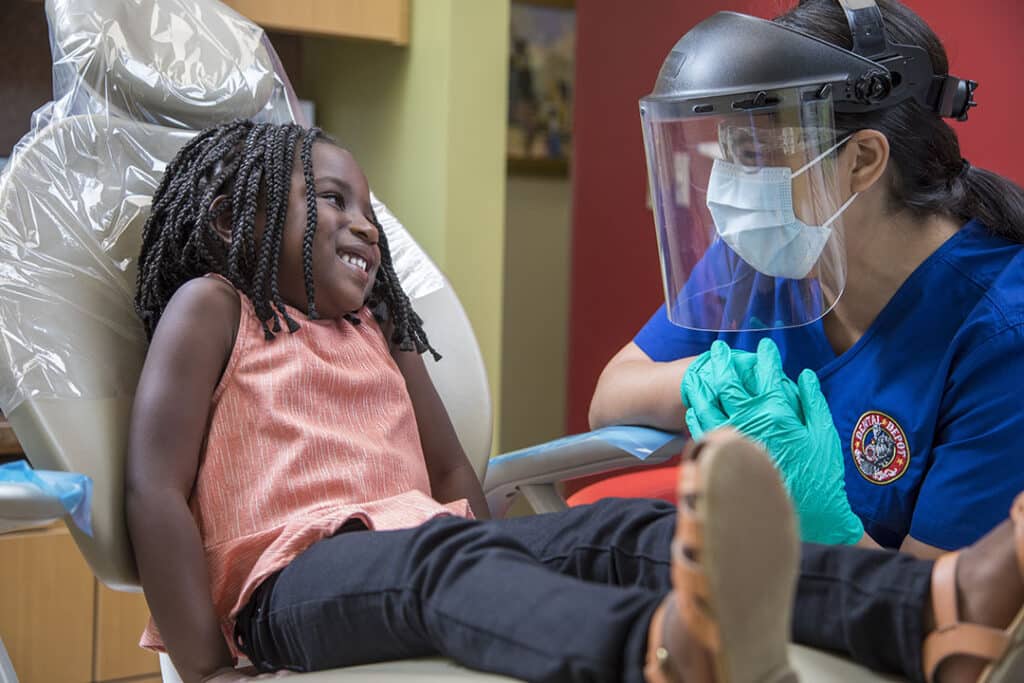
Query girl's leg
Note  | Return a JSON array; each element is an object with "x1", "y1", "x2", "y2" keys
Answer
[
  {"x1": 490, "y1": 497, "x2": 676, "y2": 589},
  {"x1": 793, "y1": 542, "x2": 932, "y2": 680},
  {"x1": 235, "y1": 429, "x2": 806, "y2": 683},
  {"x1": 235, "y1": 515, "x2": 662, "y2": 683},
  {"x1": 793, "y1": 503, "x2": 1024, "y2": 683}
]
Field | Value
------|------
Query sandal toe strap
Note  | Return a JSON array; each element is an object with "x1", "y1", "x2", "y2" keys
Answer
[
  {"x1": 673, "y1": 458, "x2": 721, "y2": 654},
  {"x1": 671, "y1": 538, "x2": 710, "y2": 599},
  {"x1": 923, "y1": 552, "x2": 1011, "y2": 682},
  {"x1": 924, "y1": 622, "x2": 1009, "y2": 683}
]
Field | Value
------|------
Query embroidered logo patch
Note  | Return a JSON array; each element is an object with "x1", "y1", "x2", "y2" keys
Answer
[{"x1": 851, "y1": 411, "x2": 910, "y2": 485}]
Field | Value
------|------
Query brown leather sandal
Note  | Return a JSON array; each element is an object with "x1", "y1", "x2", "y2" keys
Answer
[
  {"x1": 647, "y1": 429, "x2": 800, "y2": 683},
  {"x1": 923, "y1": 493, "x2": 1024, "y2": 683}
]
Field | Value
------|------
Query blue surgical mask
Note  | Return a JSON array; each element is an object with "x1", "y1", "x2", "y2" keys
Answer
[{"x1": 705, "y1": 136, "x2": 856, "y2": 279}]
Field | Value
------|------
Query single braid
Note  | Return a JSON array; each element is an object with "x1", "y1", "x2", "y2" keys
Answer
[
  {"x1": 225, "y1": 125, "x2": 266, "y2": 283},
  {"x1": 299, "y1": 128, "x2": 320, "y2": 319},
  {"x1": 268, "y1": 125, "x2": 305, "y2": 333},
  {"x1": 367, "y1": 217, "x2": 441, "y2": 360},
  {"x1": 249, "y1": 127, "x2": 284, "y2": 337}
]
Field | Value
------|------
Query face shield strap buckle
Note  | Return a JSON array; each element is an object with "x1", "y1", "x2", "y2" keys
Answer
[
  {"x1": 837, "y1": 0, "x2": 889, "y2": 59},
  {"x1": 839, "y1": 0, "x2": 915, "y2": 109},
  {"x1": 837, "y1": 0, "x2": 979, "y2": 120}
]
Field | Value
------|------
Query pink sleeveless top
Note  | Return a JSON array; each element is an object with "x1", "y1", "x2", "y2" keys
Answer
[{"x1": 141, "y1": 279, "x2": 472, "y2": 653}]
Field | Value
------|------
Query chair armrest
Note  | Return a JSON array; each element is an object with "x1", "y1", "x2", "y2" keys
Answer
[
  {"x1": 0, "y1": 482, "x2": 66, "y2": 534},
  {"x1": 483, "y1": 427, "x2": 685, "y2": 517}
]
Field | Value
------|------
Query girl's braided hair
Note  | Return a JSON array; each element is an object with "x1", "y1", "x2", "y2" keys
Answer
[{"x1": 134, "y1": 120, "x2": 439, "y2": 359}]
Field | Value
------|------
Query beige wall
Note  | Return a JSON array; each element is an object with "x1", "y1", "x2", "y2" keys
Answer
[
  {"x1": 500, "y1": 176, "x2": 573, "y2": 452},
  {"x1": 302, "y1": 0, "x2": 510, "y2": 448}
]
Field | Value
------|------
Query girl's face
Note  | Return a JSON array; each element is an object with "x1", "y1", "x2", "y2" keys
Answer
[{"x1": 275, "y1": 142, "x2": 381, "y2": 319}]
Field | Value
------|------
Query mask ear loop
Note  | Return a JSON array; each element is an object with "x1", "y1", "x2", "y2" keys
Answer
[
  {"x1": 822, "y1": 192, "x2": 859, "y2": 228},
  {"x1": 792, "y1": 135, "x2": 858, "y2": 228},
  {"x1": 792, "y1": 135, "x2": 853, "y2": 178}
]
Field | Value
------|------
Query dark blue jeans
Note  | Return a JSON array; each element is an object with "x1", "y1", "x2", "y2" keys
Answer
[
  {"x1": 234, "y1": 499, "x2": 931, "y2": 683},
  {"x1": 796, "y1": 542, "x2": 932, "y2": 682}
]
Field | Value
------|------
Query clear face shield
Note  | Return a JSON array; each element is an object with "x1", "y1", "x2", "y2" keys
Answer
[{"x1": 641, "y1": 85, "x2": 854, "y2": 331}]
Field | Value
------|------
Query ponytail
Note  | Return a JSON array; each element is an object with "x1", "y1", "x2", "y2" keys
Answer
[{"x1": 956, "y1": 164, "x2": 1024, "y2": 242}]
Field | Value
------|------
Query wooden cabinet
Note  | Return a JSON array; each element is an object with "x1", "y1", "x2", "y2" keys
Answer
[
  {"x1": 1, "y1": 425, "x2": 159, "y2": 682},
  {"x1": 94, "y1": 584, "x2": 160, "y2": 681},
  {"x1": 0, "y1": 419, "x2": 21, "y2": 457},
  {"x1": 223, "y1": 0, "x2": 409, "y2": 44},
  {"x1": 0, "y1": 524, "x2": 160, "y2": 683},
  {"x1": 0, "y1": 526, "x2": 94, "y2": 682}
]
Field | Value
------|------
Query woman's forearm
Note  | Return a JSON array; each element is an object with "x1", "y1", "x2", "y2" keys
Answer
[
  {"x1": 589, "y1": 356, "x2": 696, "y2": 432},
  {"x1": 126, "y1": 488, "x2": 235, "y2": 683}
]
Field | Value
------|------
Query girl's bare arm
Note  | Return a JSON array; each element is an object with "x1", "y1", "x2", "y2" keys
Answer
[
  {"x1": 126, "y1": 278, "x2": 241, "y2": 683},
  {"x1": 394, "y1": 347, "x2": 490, "y2": 519}
]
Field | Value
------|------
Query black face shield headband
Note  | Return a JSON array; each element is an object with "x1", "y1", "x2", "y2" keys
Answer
[{"x1": 644, "y1": 0, "x2": 977, "y2": 121}]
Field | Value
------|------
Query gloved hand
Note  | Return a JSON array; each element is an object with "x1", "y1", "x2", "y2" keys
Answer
[
  {"x1": 682, "y1": 343, "x2": 801, "y2": 437},
  {"x1": 681, "y1": 339, "x2": 864, "y2": 545}
]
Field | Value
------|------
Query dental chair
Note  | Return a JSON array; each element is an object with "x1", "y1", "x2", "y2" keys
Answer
[{"x1": 0, "y1": 1, "x2": 898, "y2": 681}]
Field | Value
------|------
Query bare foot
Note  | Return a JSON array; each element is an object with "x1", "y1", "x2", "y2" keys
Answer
[{"x1": 932, "y1": 518, "x2": 1024, "y2": 683}]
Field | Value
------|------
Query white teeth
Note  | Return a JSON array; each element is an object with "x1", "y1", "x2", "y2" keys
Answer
[{"x1": 341, "y1": 253, "x2": 369, "y2": 272}]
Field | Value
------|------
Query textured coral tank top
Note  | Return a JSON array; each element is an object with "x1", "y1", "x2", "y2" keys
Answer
[{"x1": 141, "y1": 278, "x2": 471, "y2": 652}]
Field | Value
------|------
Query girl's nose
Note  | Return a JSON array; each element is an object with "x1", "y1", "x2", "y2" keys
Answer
[{"x1": 351, "y1": 219, "x2": 379, "y2": 244}]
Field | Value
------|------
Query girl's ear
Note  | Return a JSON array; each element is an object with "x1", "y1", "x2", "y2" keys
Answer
[{"x1": 209, "y1": 195, "x2": 232, "y2": 243}]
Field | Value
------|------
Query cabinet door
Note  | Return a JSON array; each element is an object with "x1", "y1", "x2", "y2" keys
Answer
[
  {"x1": 224, "y1": 0, "x2": 409, "y2": 44},
  {"x1": 0, "y1": 418, "x2": 21, "y2": 456},
  {"x1": 94, "y1": 584, "x2": 160, "y2": 681},
  {"x1": 0, "y1": 525, "x2": 95, "y2": 683}
]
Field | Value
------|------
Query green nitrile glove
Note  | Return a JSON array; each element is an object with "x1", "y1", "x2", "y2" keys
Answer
[
  {"x1": 681, "y1": 339, "x2": 864, "y2": 545},
  {"x1": 681, "y1": 339, "x2": 801, "y2": 440}
]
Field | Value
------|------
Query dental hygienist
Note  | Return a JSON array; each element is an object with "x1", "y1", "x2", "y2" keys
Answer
[{"x1": 589, "y1": 0, "x2": 1024, "y2": 557}]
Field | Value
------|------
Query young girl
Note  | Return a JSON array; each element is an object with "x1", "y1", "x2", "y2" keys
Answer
[
  {"x1": 124, "y1": 119, "x2": 793, "y2": 683},
  {"x1": 124, "y1": 120, "x2": 1024, "y2": 683}
]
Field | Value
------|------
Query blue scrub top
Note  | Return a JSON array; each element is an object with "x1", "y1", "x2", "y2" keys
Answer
[{"x1": 635, "y1": 219, "x2": 1024, "y2": 550}]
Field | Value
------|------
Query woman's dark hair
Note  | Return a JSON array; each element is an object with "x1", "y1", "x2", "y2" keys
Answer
[
  {"x1": 135, "y1": 120, "x2": 439, "y2": 358},
  {"x1": 775, "y1": 0, "x2": 1024, "y2": 242}
]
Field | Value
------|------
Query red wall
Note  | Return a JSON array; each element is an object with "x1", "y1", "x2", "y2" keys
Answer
[{"x1": 566, "y1": 0, "x2": 1024, "y2": 434}]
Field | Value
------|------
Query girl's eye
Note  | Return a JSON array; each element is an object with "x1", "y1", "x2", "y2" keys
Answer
[{"x1": 322, "y1": 193, "x2": 346, "y2": 209}]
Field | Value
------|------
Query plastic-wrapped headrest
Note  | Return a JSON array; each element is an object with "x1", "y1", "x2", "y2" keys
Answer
[
  {"x1": 46, "y1": 0, "x2": 277, "y2": 128},
  {"x1": 0, "y1": 0, "x2": 445, "y2": 417}
]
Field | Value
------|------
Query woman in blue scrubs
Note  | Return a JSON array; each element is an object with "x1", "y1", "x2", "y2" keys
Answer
[
  {"x1": 584, "y1": 2, "x2": 1024, "y2": 681},
  {"x1": 589, "y1": 0, "x2": 1024, "y2": 559}
]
